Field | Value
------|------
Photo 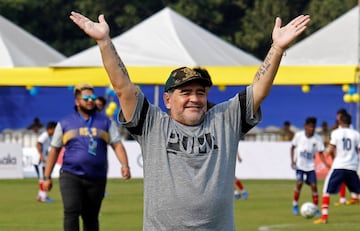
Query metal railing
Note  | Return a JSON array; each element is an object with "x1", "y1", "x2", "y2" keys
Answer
[
  {"x1": 0, "y1": 127, "x2": 291, "y2": 148},
  {"x1": 0, "y1": 129, "x2": 40, "y2": 147}
]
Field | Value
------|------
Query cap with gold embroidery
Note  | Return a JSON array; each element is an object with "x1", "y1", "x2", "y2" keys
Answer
[{"x1": 164, "y1": 67, "x2": 212, "y2": 92}]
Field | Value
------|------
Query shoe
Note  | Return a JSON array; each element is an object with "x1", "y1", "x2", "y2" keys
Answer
[
  {"x1": 313, "y1": 218, "x2": 327, "y2": 224},
  {"x1": 44, "y1": 197, "x2": 54, "y2": 203},
  {"x1": 234, "y1": 191, "x2": 241, "y2": 200},
  {"x1": 292, "y1": 205, "x2": 299, "y2": 215},
  {"x1": 345, "y1": 198, "x2": 359, "y2": 205},
  {"x1": 334, "y1": 200, "x2": 346, "y2": 206},
  {"x1": 37, "y1": 196, "x2": 54, "y2": 203},
  {"x1": 314, "y1": 210, "x2": 321, "y2": 217},
  {"x1": 242, "y1": 191, "x2": 248, "y2": 200}
]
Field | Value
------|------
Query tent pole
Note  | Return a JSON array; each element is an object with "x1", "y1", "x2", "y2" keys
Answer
[{"x1": 154, "y1": 85, "x2": 159, "y2": 107}]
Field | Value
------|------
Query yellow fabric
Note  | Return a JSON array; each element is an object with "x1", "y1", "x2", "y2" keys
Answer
[
  {"x1": 0, "y1": 66, "x2": 358, "y2": 86},
  {"x1": 62, "y1": 127, "x2": 110, "y2": 145}
]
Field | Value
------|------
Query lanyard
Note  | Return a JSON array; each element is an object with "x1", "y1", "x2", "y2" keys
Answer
[
  {"x1": 79, "y1": 113, "x2": 97, "y2": 156},
  {"x1": 79, "y1": 113, "x2": 94, "y2": 139}
]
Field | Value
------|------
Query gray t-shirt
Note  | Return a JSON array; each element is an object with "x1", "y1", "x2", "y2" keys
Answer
[{"x1": 120, "y1": 86, "x2": 261, "y2": 230}]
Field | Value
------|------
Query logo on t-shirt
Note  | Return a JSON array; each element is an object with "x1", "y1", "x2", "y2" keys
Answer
[{"x1": 166, "y1": 131, "x2": 218, "y2": 155}]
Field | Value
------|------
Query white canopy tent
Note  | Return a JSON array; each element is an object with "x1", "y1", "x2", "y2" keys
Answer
[
  {"x1": 2, "y1": 7, "x2": 356, "y2": 86},
  {"x1": 1, "y1": 7, "x2": 359, "y2": 87},
  {"x1": 55, "y1": 7, "x2": 260, "y2": 67},
  {"x1": 281, "y1": 6, "x2": 358, "y2": 66},
  {"x1": 280, "y1": 6, "x2": 360, "y2": 128},
  {"x1": 0, "y1": 15, "x2": 65, "y2": 67},
  {"x1": 54, "y1": 7, "x2": 262, "y2": 106}
]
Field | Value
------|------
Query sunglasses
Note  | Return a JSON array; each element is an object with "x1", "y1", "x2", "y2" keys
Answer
[{"x1": 82, "y1": 94, "x2": 97, "y2": 102}]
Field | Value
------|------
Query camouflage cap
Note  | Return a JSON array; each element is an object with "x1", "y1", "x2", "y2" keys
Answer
[
  {"x1": 164, "y1": 67, "x2": 212, "y2": 92},
  {"x1": 192, "y1": 67, "x2": 213, "y2": 87}
]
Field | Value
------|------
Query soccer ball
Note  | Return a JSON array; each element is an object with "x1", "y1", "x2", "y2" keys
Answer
[{"x1": 300, "y1": 202, "x2": 317, "y2": 218}]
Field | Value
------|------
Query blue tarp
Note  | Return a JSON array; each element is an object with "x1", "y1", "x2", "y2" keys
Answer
[
  {"x1": 0, "y1": 84, "x2": 351, "y2": 132},
  {"x1": 208, "y1": 85, "x2": 351, "y2": 129}
]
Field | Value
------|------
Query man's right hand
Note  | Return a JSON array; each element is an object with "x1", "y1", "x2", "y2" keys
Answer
[
  {"x1": 70, "y1": 12, "x2": 110, "y2": 42},
  {"x1": 43, "y1": 179, "x2": 52, "y2": 191}
]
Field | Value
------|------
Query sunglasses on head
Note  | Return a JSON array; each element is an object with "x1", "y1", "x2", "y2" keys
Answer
[{"x1": 82, "y1": 94, "x2": 97, "y2": 102}]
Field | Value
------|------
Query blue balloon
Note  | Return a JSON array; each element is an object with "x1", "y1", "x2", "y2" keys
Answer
[
  {"x1": 106, "y1": 87, "x2": 116, "y2": 97},
  {"x1": 348, "y1": 85, "x2": 356, "y2": 95},
  {"x1": 29, "y1": 86, "x2": 38, "y2": 96}
]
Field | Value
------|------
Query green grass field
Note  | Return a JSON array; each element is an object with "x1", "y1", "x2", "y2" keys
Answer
[{"x1": 0, "y1": 178, "x2": 359, "y2": 231}]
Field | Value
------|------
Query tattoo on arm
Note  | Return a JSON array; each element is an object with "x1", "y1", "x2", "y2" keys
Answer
[
  {"x1": 109, "y1": 42, "x2": 129, "y2": 77},
  {"x1": 254, "y1": 49, "x2": 274, "y2": 81},
  {"x1": 118, "y1": 62, "x2": 129, "y2": 77}
]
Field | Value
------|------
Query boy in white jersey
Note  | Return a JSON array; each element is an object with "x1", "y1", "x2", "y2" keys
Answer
[
  {"x1": 36, "y1": 121, "x2": 57, "y2": 202},
  {"x1": 290, "y1": 117, "x2": 328, "y2": 215},
  {"x1": 331, "y1": 108, "x2": 359, "y2": 205},
  {"x1": 314, "y1": 113, "x2": 360, "y2": 224}
]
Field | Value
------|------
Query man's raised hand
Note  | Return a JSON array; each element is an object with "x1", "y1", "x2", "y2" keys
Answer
[
  {"x1": 70, "y1": 11, "x2": 110, "y2": 41},
  {"x1": 272, "y1": 15, "x2": 310, "y2": 50}
]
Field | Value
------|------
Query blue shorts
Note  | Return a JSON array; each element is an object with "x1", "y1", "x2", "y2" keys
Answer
[
  {"x1": 324, "y1": 169, "x2": 360, "y2": 194},
  {"x1": 296, "y1": 169, "x2": 317, "y2": 185}
]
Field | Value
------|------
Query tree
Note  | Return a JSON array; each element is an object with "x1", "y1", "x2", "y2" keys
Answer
[
  {"x1": 305, "y1": 0, "x2": 357, "y2": 36},
  {"x1": 0, "y1": 0, "x2": 165, "y2": 56},
  {"x1": 169, "y1": 0, "x2": 253, "y2": 52},
  {"x1": 234, "y1": 0, "x2": 292, "y2": 59},
  {"x1": 0, "y1": 0, "x2": 357, "y2": 58}
]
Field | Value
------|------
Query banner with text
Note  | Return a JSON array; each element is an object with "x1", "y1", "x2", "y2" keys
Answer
[
  {"x1": 0, "y1": 143, "x2": 23, "y2": 179},
  {"x1": 20, "y1": 141, "x2": 333, "y2": 180}
]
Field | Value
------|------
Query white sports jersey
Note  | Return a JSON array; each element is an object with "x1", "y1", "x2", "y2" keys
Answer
[
  {"x1": 37, "y1": 131, "x2": 52, "y2": 159},
  {"x1": 292, "y1": 131, "x2": 325, "y2": 171},
  {"x1": 330, "y1": 127, "x2": 360, "y2": 171}
]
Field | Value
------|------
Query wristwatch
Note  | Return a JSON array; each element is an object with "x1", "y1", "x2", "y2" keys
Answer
[{"x1": 43, "y1": 176, "x2": 51, "y2": 180}]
